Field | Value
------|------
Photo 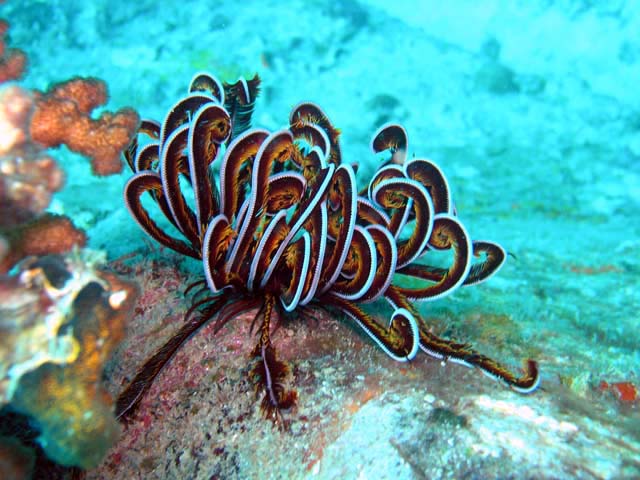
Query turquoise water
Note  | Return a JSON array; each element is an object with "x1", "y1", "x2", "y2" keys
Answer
[{"x1": 1, "y1": 1, "x2": 639, "y2": 478}]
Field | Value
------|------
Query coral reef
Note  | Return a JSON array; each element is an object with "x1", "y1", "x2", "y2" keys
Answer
[
  {"x1": 0, "y1": 75, "x2": 139, "y2": 271},
  {"x1": 0, "y1": 80, "x2": 81, "y2": 273},
  {"x1": 0, "y1": 85, "x2": 64, "y2": 228},
  {"x1": 30, "y1": 77, "x2": 139, "y2": 176},
  {"x1": 0, "y1": 18, "x2": 25, "y2": 83},
  {"x1": 0, "y1": 213, "x2": 86, "y2": 273},
  {"x1": 0, "y1": 252, "x2": 138, "y2": 468},
  {"x1": 0, "y1": 11, "x2": 140, "y2": 472},
  {"x1": 0, "y1": 80, "x2": 87, "y2": 275},
  {"x1": 0, "y1": 17, "x2": 139, "y2": 274}
]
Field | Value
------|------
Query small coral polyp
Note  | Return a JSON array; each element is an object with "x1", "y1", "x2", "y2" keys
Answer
[{"x1": 120, "y1": 72, "x2": 539, "y2": 424}]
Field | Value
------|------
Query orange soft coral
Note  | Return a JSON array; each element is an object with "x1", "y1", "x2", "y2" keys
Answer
[
  {"x1": 0, "y1": 20, "x2": 26, "y2": 84},
  {"x1": 30, "y1": 77, "x2": 139, "y2": 175},
  {"x1": 0, "y1": 20, "x2": 138, "y2": 272},
  {"x1": 0, "y1": 214, "x2": 86, "y2": 273}
]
